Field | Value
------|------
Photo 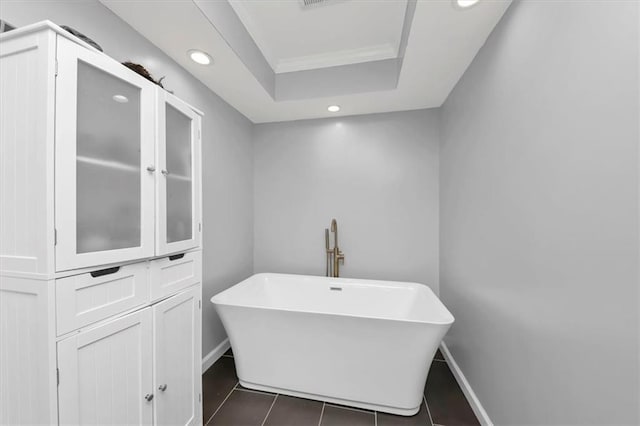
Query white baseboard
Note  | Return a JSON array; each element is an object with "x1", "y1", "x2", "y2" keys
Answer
[
  {"x1": 202, "y1": 338, "x2": 230, "y2": 373},
  {"x1": 439, "y1": 342, "x2": 493, "y2": 426}
]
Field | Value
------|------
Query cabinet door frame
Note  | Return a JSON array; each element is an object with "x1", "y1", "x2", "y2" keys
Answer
[
  {"x1": 57, "y1": 308, "x2": 154, "y2": 425},
  {"x1": 152, "y1": 286, "x2": 202, "y2": 425},
  {"x1": 55, "y1": 36, "x2": 156, "y2": 272},
  {"x1": 156, "y1": 90, "x2": 202, "y2": 256}
]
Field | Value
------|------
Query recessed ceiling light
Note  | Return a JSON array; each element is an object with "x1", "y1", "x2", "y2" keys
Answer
[
  {"x1": 455, "y1": 0, "x2": 480, "y2": 8},
  {"x1": 112, "y1": 94, "x2": 129, "y2": 103},
  {"x1": 188, "y1": 49, "x2": 212, "y2": 65},
  {"x1": 327, "y1": 105, "x2": 340, "y2": 112}
]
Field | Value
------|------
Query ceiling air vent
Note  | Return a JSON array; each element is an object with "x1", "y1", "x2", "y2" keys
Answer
[{"x1": 299, "y1": 0, "x2": 335, "y2": 8}]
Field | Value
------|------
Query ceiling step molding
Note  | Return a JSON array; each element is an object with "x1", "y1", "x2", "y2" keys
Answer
[{"x1": 274, "y1": 44, "x2": 398, "y2": 74}]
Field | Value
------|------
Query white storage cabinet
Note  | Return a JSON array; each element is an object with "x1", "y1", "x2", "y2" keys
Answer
[{"x1": 0, "y1": 21, "x2": 203, "y2": 425}]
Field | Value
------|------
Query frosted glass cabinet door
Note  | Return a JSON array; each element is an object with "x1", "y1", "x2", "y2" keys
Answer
[
  {"x1": 156, "y1": 90, "x2": 201, "y2": 255},
  {"x1": 55, "y1": 37, "x2": 155, "y2": 271}
]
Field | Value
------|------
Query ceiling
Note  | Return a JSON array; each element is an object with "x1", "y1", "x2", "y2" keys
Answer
[
  {"x1": 228, "y1": 0, "x2": 408, "y2": 73},
  {"x1": 100, "y1": 0, "x2": 512, "y2": 123}
]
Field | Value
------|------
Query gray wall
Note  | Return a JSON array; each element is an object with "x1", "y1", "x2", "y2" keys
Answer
[
  {"x1": 253, "y1": 110, "x2": 440, "y2": 292},
  {"x1": 4, "y1": 3, "x2": 639, "y2": 424},
  {"x1": 440, "y1": 1, "x2": 639, "y2": 424},
  {"x1": 0, "y1": 0, "x2": 255, "y2": 359}
]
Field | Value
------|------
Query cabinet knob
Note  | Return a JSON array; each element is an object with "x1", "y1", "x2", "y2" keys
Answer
[
  {"x1": 146, "y1": 165, "x2": 156, "y2": 173},
  {"x1": 161, "y1": 169, "x2": 170, "y2": 176},
  {"x1": 159, "y1": 384, "x2": 167, "y2": 392},
  {"x1": 144, "y1": 393, "x2": 154, "y2": 402}
]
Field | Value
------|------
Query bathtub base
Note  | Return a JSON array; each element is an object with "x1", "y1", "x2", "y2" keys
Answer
[{"x1": 239, "y1": 379, "x2": 420, "y2": 416}]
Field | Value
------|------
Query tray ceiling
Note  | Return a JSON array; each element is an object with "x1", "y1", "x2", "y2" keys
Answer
[
  {"x1": 228, "y1": 0, "x2": 408, "y2": 73},
  {"x1": 100, "y1": 0, "x2": 512, "y2": 123}
]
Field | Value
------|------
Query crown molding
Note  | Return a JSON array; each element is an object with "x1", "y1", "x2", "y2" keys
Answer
[{"x1": 274, "y1": 43, "x2": 399, "y2": 74}]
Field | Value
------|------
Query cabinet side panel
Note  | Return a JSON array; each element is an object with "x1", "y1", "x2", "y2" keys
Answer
[
  {"x1": 0, "y1": 31, "x2": 56, "y2": 276},
  {"x1": 0, "y1": 277, "x2": 57, "y2": 424}
]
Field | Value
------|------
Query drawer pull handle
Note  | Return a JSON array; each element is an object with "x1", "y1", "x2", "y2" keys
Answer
[
  {"x1": 90, "y1": 266, "x2": 120, "y2": 278},
  {"x1": 168, "y1": 253, "x2": 185, "y2": 261}
]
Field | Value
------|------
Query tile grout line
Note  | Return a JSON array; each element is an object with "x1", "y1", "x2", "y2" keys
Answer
[
  {"x1": 324, "y1": 403, "x2": 374, "y2": 415},
  {"x1": 260, "y1": 394, "x2": 278, "y2": 426},
  {"x1": 424, "y1": 394, "x2": 435, "y2": 426},
  {"x1": 205, "y1": 380, "x2": 239, "y2": 425},
  {"x1": 318, "y1": 402, "x2": 326, "y2": 426},
  {"x1": 235, "y1": 387, "x2": 275, "y2": 396}
]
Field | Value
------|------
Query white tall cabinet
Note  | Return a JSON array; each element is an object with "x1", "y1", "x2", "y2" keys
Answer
[{"x1": 0, "y1": 22, "x2": 203, "y2": 425}]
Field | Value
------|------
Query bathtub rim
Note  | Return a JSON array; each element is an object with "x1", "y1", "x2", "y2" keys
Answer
[{"x1": 211, "y1": 272, "x2": 455, "y2": 326}]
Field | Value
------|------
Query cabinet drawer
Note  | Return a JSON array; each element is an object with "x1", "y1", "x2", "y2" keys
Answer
[
  {"x1": 56, "y1": 262, "x2": 150, "y2": 336},
  {"x1": 149, "y1": 251, "x2": 201, "y2": 301}
]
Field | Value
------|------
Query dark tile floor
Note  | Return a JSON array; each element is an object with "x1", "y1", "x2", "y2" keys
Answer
[{"x1": 203, "y1": 348, "x2": 479, "y2": 426}]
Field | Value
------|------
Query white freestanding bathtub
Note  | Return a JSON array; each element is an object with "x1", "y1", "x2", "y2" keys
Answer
[{"x1": 211, "y1": 273, "x2": 454, "y2": 416}]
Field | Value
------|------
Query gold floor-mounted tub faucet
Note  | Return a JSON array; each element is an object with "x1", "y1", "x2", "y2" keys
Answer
[{"x1": 325, "y1": 218, "x2": 345, "y2": 277}]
